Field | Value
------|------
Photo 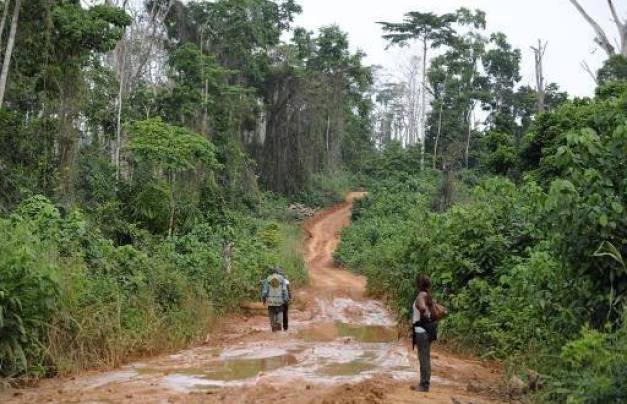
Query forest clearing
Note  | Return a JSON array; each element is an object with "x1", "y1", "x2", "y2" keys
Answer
[{"x1": 0, "y1": 0, "x2": 625, "y2": 403}]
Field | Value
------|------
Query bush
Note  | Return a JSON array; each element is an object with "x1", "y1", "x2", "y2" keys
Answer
[
  {"x1": 545, "y1": 321, "x2": 627, "y2": 403},
  {"x1": 0, "y1": 194, "x2": 306, "y2": 378}
]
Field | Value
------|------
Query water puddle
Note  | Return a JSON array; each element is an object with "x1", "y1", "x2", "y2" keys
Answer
[
  {"x1": 137, "y1": 353, "x2": 298, "y2": 382},
  {"x1": 204, "y1": 354, "x2": 298, "y2": 380},
  {"x1": 83, "y1": 296, "x2": 410, "y2": 394},
  {"x1": 298, "y1": 321, "x2": 397, "y2": 343},
  {"x1": 82, "y1": 370, "x2": 138, "y2": 389},
  {"x1": 318, "y1": 360, "x2": 376, "y2": 376}
]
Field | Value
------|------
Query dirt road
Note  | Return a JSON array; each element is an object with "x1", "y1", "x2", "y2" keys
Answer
[{"x1": 2, "y1": 193, "x2": 505, "y2": 403}]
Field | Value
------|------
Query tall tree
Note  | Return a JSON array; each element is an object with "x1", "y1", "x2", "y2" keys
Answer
[
  {"x1": 482, "y1": 32, "x2": 521, "y2": 133},
  {"x1": 0, "y1": 0, "x2": 21, "y2": 108},
  {"x1": 378, "y1": 11, "x2": 457, "y2": 169},
  {"x1": 0, "y1": 0, "x2": 11, "y2": 49},
  {"x1": 531, "y1": 39, "x2": 548, "y2": 113}
]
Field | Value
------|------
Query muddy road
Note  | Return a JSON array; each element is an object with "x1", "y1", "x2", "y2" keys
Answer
[{"x1": 3, "y1": 193, "x2": 505, "y2": 403}]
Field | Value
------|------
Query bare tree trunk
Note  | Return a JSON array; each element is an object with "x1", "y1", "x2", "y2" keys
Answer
[
  {"x1": 0, "y1": 0, "x2": 11, "y2": 50},
  {"x1": 569, "y1": 0, "x2": 617, "y2": 56},
  {"x1": 464, "y1": 106, "x2": 474, "y2": 169},
  {"x1": 168, "y1": 172, "x2": 176, "y2": 237},
  {"x1": 419, "y1": 38, "x2": 428, "y2": 170},
  {"x1": 433, "y1": 98, "x2": 444, "y2": 170},
  {"x1": 531, "y1": 40, "x2": 547, "y2": 113},
  {"x1": 607, "y1": 0, "x2": 627, "y2": 57},
  {"x1": 114, "y1": 36, "x2": 126, "y2": 180},
  {"x1": 325, "y1": 113, "x2": 330, "y2": 152},
  {"x1": 0, "y1": 0, "x2": 21, "y2": 109},
  {"x1": 433, "y1": 70, "x2": 448, "y2": 170}
]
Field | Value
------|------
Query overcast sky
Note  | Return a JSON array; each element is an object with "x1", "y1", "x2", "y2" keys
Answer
[{"x1": 292, "y1": 0, "x2": 625, "y2": 97}]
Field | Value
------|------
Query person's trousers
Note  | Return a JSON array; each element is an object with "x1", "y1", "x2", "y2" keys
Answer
[
  {"x1": 282, "y1": 303, "x2": 289, "y2": 330},
  {"x1": 268, "y1": 306, "x2": 283, "y2": 332},
  {"x1": 415, "y1": 327, "x2": 431, "y2": 388}
]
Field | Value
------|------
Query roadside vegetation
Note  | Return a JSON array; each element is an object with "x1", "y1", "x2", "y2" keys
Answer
[
  {"x1": 338, "y1": 70, "x2": 627, "y2": 402},
  {"x1": 0, "y1": 0, "x2": 365, "y2": 379}
]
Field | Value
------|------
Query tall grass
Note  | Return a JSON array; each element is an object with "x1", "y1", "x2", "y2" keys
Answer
[{"x1": 0, "y1": 196, "x2": 306, "y2": 379}]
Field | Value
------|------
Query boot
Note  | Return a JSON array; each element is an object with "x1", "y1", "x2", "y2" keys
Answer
[{"x1": 410, "y1": 384, "x2": 429, "y2": 392}]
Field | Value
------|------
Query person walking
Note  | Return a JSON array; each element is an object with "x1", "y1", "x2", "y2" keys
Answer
[
  {"x1": 278, "y1": 268, "x2": 291, "y2": 331},
  {"x1": 261, "y1": 267, "x2": 288, "y2": 332},
  {"x1": 411, "y1": 275, "x2": 438, "y2": 392}
]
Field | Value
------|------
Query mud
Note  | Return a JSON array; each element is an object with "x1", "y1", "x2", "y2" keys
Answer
[{"x1": 0, "y1": 192, "x2": 506, "y2": 403}]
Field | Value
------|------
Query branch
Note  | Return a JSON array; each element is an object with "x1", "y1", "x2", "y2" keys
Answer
[
  {"x1": 569, "y1": 0, "x2": 615, "y2": 56},
  {"x1": 580, "y1": 60, "x2": 598, "y2": 85},
  {"x1": 607, "y1": 0, "x2": 624, "y2": 32}
]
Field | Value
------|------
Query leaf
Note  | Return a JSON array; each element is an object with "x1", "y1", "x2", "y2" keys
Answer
[
  {"x1": 611, "y1": 201, "x2": 623, "y2": 214},
  {"x1": 593, "y1": 241, "x2": 625, "y2": 271},
  {"x1": 599, "y1": 214, "x2": 608, "y2": 227}
]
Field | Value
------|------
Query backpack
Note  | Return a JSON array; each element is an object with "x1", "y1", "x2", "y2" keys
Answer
[{"x1": 265, "y1": 273, "x2": 285, "y2": 306}]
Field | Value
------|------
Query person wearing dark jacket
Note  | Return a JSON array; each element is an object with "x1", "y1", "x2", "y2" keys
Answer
[{"x1": 411, "y1": 275, "x2": 437, "y2": 392}]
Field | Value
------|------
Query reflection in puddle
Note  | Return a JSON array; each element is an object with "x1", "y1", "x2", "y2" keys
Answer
[
  {"x1": 298, "y1": 322, "x2": 397, "y2": 343},
  {"x1": 319, "y1": 360, "x2": 376, "y2": 376},
  {"x1": 205, "y1": 354, "x2": 298, "y2": 380},
  {"x1": 137, "y1": 353, "x2": 298, "y2": 382}
]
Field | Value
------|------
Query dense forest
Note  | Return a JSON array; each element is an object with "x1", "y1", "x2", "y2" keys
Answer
[{"x1": 0, "y1": 0, "x2": 625, "y2": 402}]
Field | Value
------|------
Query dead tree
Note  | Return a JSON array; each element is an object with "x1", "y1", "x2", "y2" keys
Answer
[
  {"x1": 569, "y1": 0, "x2": 627, "y2": 57},
  {"x1": 531, "y1": 40, "x2": 548, "y2": 113}
]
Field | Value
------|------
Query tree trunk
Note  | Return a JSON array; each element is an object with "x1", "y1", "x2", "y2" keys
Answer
[
  {"x1": 325, "y1": 112, "x2": 330, "y2": 155},
  {"x1": 569, "y1": 0, "x2": 616, "y2": 56},
  {"x1": 606, "y1": 0, "x2": 627, "y2": 57},
  {"x1": 433, "y1": 70, "x2": 448, "y2": 170},
  {"x1": 0, "y1": 0, "x2": 21, "y2": 109},
  {"x1": 168, "y1": 172, "x2": 176, "y2": 237},
  {"x1": 419, "y1": 38, "x2": 428, "y2": 170},
  {"x1": 0, "y1": 0, "x2": 12, "y2": 50},
  {"x1": 531, "y1": 40, "x2": 547, "y2": 113},
  {"x1": 59, "y1": 80, "x2": 78, "y2": 208},
  {"x1": 433, "y1": 97, "x2": 444, "y2": 170},
  {"x1": 114, "y1": 36, "x2": 126, "y2": 180},
  {"x1": 464, "y1": 107, "x2": 474, "y2": 169}
]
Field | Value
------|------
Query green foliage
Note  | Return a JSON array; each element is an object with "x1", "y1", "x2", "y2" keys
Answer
[
  {"x1": 597, "y1": 55, "x2": 627, "y2": 85},
  {"x1": 478, "y1": 131, "x2": 517, "y2": 175},
  {"x1": 0, "y1": 217, "x2": 58, "y2": 377},
  {"x1": 338, "y1": 83, "x2": 627, "y2": 402},
  {"x1": 545, "y1": 322, "x2": 627, "y2": 403},
  {"x1": 0, "y1": 193, "x2": 306, "y2": 377},
  {"x1": 129, "y1": 118, "x2": 218, "y2": 172}
]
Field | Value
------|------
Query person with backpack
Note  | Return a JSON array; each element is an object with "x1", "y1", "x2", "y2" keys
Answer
[
  {"x1": 277, "y1": 268, "x2": 291, "y2": 331},
  {"x1": 410, "y1": 274, "x2": 447, "y2": 392},
  {"x1": 261, "y1": 267, "x2": 289, "y2": 332}
]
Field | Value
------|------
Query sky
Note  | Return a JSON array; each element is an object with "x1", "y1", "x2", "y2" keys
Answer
[{"x1": 292, "y1": 0, "x2": 626, "y2": 97}]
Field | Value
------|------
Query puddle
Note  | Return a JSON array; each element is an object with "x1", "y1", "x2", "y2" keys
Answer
[
  {"x1": 162, "y1": 374, "x2": 229, "y2": 392},
  {"x1": 319, "y1": 360, "x2": 376, "y2": 376},
  {"x1": 82, "y1": 370, "x2": 138, "y2": 389},
  {"x1": 136, "y1": 353, "x2": 298, "y2": 385},
  {"x1": 298, "y1": 321, "x2": 396, "y2": 343},
  {"x1": 336, "y1": 322, "x2": 397, "y2": 343},
  {"x1": 204, "y1": 354, "x2": 298, "y2": 380}
]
